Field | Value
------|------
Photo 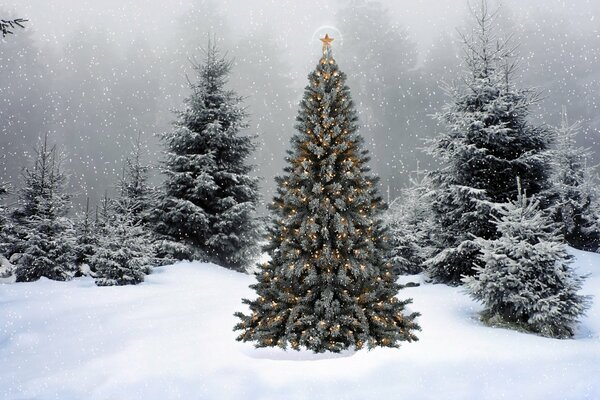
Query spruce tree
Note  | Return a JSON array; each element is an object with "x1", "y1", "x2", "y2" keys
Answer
[
  {"x1": 9, "y1": 136, "x2": 75, "y2": 282},
  {"x1": 0, "y1": 183, "x2": 7, "y2": 234},
  {"x1": 386, "y1": 172, "x2": 435, "y2": 275},
  {"x1": 464, "y1": 179, "x2": 591, "y2": 338},
  {"x1": 118, "y1": 131, "x2": 152, "y2": 226},
  {"x1": 547, "y1": 110, "x2": 600, "y2": 251},
  {"x1": 152, "y1": 41, "x2": 261, "y2": 271},
  {"x1": 234, "y1": 35, "x2": 420, "y2": 353},
  {"x1": 0, "y1": 182, "x2": 9, "y2": 258},
  {"x1": 90, "y1": 139, "x2": 155, "y2": 286},
  {"x1": 424, "y1": 2, "x2": 552, "y2": 284},
  {"x1": 73, "y1": 197, "x2": 97, "y2": 270},
  {"x1": 90, "y1": 195, "x2": 152, "y2": 286}
]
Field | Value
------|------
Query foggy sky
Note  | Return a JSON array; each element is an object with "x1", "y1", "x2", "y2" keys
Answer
[
  {"x1": 7, "y1": 1, "x2": 600, "y2": 75},
  {"x1": 2, "y1": 0, "x2": 600, "y2": 213}
]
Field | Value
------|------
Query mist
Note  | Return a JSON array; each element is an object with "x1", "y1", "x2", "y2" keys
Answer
[{"x1": 2, "y1": 0, "x2": 600, "y2": 212}]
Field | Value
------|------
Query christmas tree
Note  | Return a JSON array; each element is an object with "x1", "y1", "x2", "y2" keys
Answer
[
  {"x1": 234, "y1": 35, "x2": 420, "y2": 353},
  {"x1": 152, "y1": 41, "x2": 261, "y2": 271},
  {"x1": 424, "y1": 3, "x2": 552, "y2": 284},
  {"x1": 464, "y1": 179, "x2": 590, "y2": 338}
]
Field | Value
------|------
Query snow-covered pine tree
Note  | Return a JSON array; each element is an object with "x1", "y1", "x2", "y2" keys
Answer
[
  {"x1": 118, "y1": 131, "x2": 152, "y2": 226},
  {"x1": 9, "y1": 135, "x2": 76, "y2": 282},
  {"x1": 73, "y1": 197, "x2": 97, "y2": 270},
  {"x1": 0, "y1": 182, "x2": 7, "y2": 234},
  {"x1": 0, "y1": 182, "x2": 9, "y2": 258},
  {"x1": 90, "y1": 195, "x2": 152, "y2": 286},
  {"x1": 464, "y1": 179, "x2": 591, "y2": 338},
  {"x1": 547, "y1": 110, "x2": 600, "y2": 251},
  {"x1": 152, "y1": 40, "x2": 261, "y2": 271},
  {"x1": 385, "y1": 171, "x2": 436, "y2": 275},
  {"x1": 234, "y1": 34, "x2": 420, "y2": 353},
  {"x1": 424, "y1": 2, "x2": 552, "y2": 284}
]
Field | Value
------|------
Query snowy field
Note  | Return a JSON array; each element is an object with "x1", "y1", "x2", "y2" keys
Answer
[{"x1": 1, "y1": 249, "x2": 598, "y2": 400}]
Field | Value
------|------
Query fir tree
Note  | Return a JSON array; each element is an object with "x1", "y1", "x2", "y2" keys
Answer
[
  {"x1": 1, "y1": 18, "x2": 26, "y2": 38},
  {"x1": 90, "y1": 195, "x2": 152, "y2": 286},
  {"x1": 234, "y1": 35, "x2": 420, "y2": 353},
  {"x1": 464, "y1": 179, "x2": 591, "y2": 338},
  {"x1": 73, "y1": 197, "x2": 97, "y2": 270},
  {"x1": 424, "y1": 2, "x2": 552, "y2": 284},
  {"x1": 118, "y1": 131, "x2": 152, "y2": 225},
  {"x1": 152, "y1": 40, "x2": 261, "y2": 271},
  {"x1": 9, "y1": 136, "x2": 75, "y2": 282},
  {"x1": 0, "y1": 182, "x2": 9, "y2": 257},
  {"x1": 0, "y1": 182, "x2": 7, "y2": 234},
  {"x1": 547, "y1": 110, "x2": 600, "y2": 251},
  {"x1": 386, "y1": 171, "x2": 435, "y2": 275}
]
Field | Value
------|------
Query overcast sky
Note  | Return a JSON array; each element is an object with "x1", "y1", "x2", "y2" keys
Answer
[
  {"x1": 3, "y1": 0, "x2": 600, "y2": 206},
  {"x1": 5, "y1": 0, "x2": 600, "y2": 80}
]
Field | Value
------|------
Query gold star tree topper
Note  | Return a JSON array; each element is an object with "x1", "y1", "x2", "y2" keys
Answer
[{"x1": 320, "y1": 33, "x2": 334, "y2": 52}]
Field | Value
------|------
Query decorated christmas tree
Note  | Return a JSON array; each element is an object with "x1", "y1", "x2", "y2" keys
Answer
[{"x1": 234, "y1": 35, "x2": 420, "y2": 353}]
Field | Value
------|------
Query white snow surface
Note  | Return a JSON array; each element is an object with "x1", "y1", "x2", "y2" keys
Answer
[{"x1": 1, "y1": 248, "x2": 598, "y2": 400}]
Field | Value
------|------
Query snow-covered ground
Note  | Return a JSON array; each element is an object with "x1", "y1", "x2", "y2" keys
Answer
[{"x1": 0, "y1": 248, "x2": 598, "y2": 400}]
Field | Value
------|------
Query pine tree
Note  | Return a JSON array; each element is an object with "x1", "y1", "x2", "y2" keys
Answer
[
  {"x1": 234, "y1": 35, "x2": 420, "y2": 353},
  {"x1": 90, "y1": 195, "x2": 152, "y2": 286},
  {"x1": 8, "y1": 136, "x2": 76, "y2": 282},
  {"x1": 118, "y1": 131, "x2": 152, "y2": 225},
  {"x1": 152, "y1": 41, "x2": 261, "y2": 271},
  {"x1": 547, "y1": 110, "x2": 600, "y2": 251},
  {"x1": 424, "y1": 2, "x2": 552, "y2": 284},
  {"x1": 386, "y1": 171, "x2": 435, "y2": 275},
  {"x1": 90, "y1": 146, "x2": 155, "y2": 286},
  {"x1": 0, "y1": 182, "x2": 7, "y2": 234},
  {"x1": 0, "y1": 182, "x2": 9, "y2": 258},
  {"x1": 464, "y1": 179, "x2": 591, "y2": 338},
  {"x1": 73, "y1": 197, "x2": 97, "y2": 270},
  {"x1": 1, "y1": 18, "x2": 26, "y2": 38}
]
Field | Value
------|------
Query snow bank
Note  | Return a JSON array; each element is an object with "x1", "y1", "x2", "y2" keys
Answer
[{"x1": 0, "y1": 249, "x2": 598, "y2": 400}]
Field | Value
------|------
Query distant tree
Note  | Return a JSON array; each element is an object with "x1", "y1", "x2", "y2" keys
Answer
[
  {"x1": 73, "y1": 197, "x2": 97, "y2": 270},
  {"x1": 0, "y1": 182, "x2": 9, "y2": 256},
  {"x1": 230, "y1": 27, "x2": 295, "y2": 203},
  {"x1": 152, "y1": 41, "x2": 261, "y2": 271},
  {"x1": 547, "y1": 110, "x2": 600, "y2": 251},
  {"x1": 424, "y1": 2, "x2": 552, "y2": 284},
  {"x1": 8, "y1": 135, "x2": 76, "y2": 282},
  {"x1": 336, "y1": 0, "x2": 420, "y2": 187},
  {"x1": 464, "y1": 179, "x2": 591, "y2": 338},
  {"x1": 386, "y1": 171, "x2": 436, "y2": 275},
  {"x1": 117, "y1": 131, "x2": 153, "y2": 225},
  {"x1": 90, "y1": 195, "x2": 152, "y2": 286},
  {"x1": 90, "y1": 135, "x2": 156, "y2": 286},
  {"x1": 0, "y1": 18, "x2": 53, "y2": 185},
  {"x1": 1, "y1": 18, "x2": 26, "y2": 38}
]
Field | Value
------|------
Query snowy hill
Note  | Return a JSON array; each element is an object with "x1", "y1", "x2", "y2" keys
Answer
[{"x1": 0, "y1": 249, "x2": 598, "y2": 400}]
